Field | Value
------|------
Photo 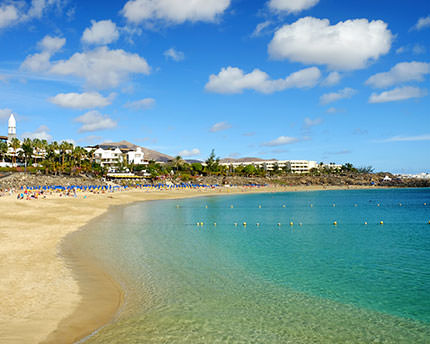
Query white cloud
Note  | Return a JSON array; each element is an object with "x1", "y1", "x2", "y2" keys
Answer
[
  {"x1": 381, "y1": 134, "x2": 430, "y2": 142},
  {"x1": 396, "y1": 46, "x2": 406, "y2": 54},
  {"x1": 0, "y1": 5, "x2": 18, "y2": 29},
  {"x1": 38, "y1": 35, "x2": 65, "y2": 53},
  {"x1": 366, "y1": 62, "x2": 430, "y2": 88},
  {"x1": 50, "y1": 46, "x2": 150, "y2": 89},
  {"x1": 125, "y1": 98, "x2": 155, "y2": 110},
  {"x1": 322, "y1": 71, "x2": 342, "y2": 86},
  {"x1": 0, "y1": 108, "x2": 13, "y2": 120},
  {"x1": 412, "y1": 44, "x2": 426, "y2": 55},
  {"x1": 210, "y1": 121, "x2": 232, "y2": 133},
  {"x1": 304, "y1": 117, "x2": 322, "y2": 128},
  {"x1": 252, "y1": 21, "x2": 272, "y2": 37},
  {"x1": 164, "y1": 48, "x2": 184, "y2": 61},
  {"x1": 268, "y1": 0, "x2": 319, "y2": 14},
  {"x1": 0, "y1": 0, "x2": 61, "y2": 30},
  {"x1": 369, "y1": 86, "x2": 427, "y2": 103},
  {"x1": 179, "y1": 148, "x2": 200, "y2": 157},
  {"x1": 268, "y1": 17, "x2": 393, "y2": 70},
  {"x1": 21, "y1": 35, "x2": 65, "y2": 72},
  {"x1": 82, "y1": 20, "x2": 119, "y2": 45},
  {"x1": 205, "y1": 66, "x2": 321, "y2": 94},
  {"x1": 49, "y1": 92, "x2": 113, "y2": 109},
  {"x1": 75, "y1": 110, "x2": 117, "y2": 132},
  {"x1": 261, "y1": 136, "x2": 299, "y2": 146},
  {"x1": 22, "y1": 125, "x2": 53, "y2": 141},
  {"x1": 121, "y1": 0, "x2": 230, "y2": 25},
  {"x1": 320, "y1": 87, "x2": 356, "y2": 104},
  {"x1": 412, "y1": 15, "x2": 430, "y2": 31}
]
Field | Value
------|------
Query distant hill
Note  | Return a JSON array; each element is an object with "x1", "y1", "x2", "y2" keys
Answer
[{"x1": 98, "y1": 140, "x2": 173, "y2": 162}]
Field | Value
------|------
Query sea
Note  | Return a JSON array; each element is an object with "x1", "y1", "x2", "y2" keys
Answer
[{"x1": 74, "y1": 188, "x2": 430, "y2": 343}]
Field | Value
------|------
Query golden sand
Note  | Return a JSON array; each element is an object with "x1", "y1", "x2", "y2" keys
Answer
[{"x1": 0, "y1": 185, "x2": 376, "y2": 343}]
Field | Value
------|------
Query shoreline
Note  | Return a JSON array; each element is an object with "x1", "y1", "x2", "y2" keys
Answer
[{"x1": 0, "y1": 184, "x2": 399, "y2": 343}]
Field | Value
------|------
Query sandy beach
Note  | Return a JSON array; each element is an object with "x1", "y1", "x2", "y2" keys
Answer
[{"x1": 0, "y1": 184, "x2": 378, "y2": 344}]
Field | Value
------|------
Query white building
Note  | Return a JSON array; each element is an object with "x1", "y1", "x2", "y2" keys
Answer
[
  {"x1": 91, "y1": 146, "x2": 147, "y2": 168},
  {"x1": 219, "y1": 159, "x2": 318, "y2": 174},
  {"x1": 8, "y1": 114, "x2": 16, "y2": 141}
]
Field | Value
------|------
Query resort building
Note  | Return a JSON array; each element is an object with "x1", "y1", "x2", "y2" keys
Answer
[
  {"x1": 219, "y1": 160, "x2": 319, "y2": 174},
  {"x1": 90, "y1": 145, "x2": 148, "y2": 168}
]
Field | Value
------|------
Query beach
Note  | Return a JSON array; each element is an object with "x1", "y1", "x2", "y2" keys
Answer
[{"x1": 0, "y1": 184, "x2": 384, "y2": 344}]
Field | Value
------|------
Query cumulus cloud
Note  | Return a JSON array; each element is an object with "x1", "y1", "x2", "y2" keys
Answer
[
  {"x1": 268, "y1": 17, "x2": 393, "y2": 70},
  {"x1": 121, "y1": 0, "x2": 230, "y2": 25},
  {"x1": 261, "y1": 136, "x2": 300, "y2": 147},
  {"x1": 50, "y1": 46, "x2": 150, "y2": 89},
  {"x1": 0, "y1": 108, "x2": 13, "y2": 120},
  {"x1": 179, "y1": 148, "x2": 200, "y2": 157},
  {"x1": 22, "y1": 125, "x2": 53, "y2": 141},
  {"x1": 75, "y1": 110, "x2": 117, "y2": 132},
  {"x1": 366, "y1": 62, "x2": 430, "y2": 88},
  {"x1": 322, "y1": 71, "x2": 342, "y2": 86},
  {"x1": 164, "y1": 48, "x2": 184, "y2": 61},
  {"x1": 369, "y1": 86, "x2": 427, "y2": 103},
  {"x1": 49, "y1": 92, "x2": 113, "y2": 109},
  {"x1": 0, "y1": 0, "x2": 61, "y2": 30},
  {"x1": 268, "y1": 0, "x2": 319, "y2": 14},
  {"x1": 412, "y1": 15, "x2": 430, "y2": 31},
  {"x1": 82, "y1": 20, "x2": 119, "y2": 45},
  {"x1": 210, "y1": 121, "x2": 232, "y2": 133},
  {"x1": 205, "y1": 66, "x2": 321, "y2": 94},
  {"x1": 303, "y1": 117, "x2": 322, "y2": 128},
  {"x1": 125, "y1": 98, "x2": 155, "y2": 110},
  {"x1": 0, "y1": 5, "x2": 19, "y2": 29},
  {"x1": 21, "y1": 35, "x2": 65, "y2": 72},
  {"x1": 320, "y1": 87, "x2": 356, "y2": 104}
]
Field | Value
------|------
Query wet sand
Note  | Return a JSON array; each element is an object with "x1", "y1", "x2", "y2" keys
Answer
[{"x1": 0, "y1": 185, "x2": 379, "y2": 343}]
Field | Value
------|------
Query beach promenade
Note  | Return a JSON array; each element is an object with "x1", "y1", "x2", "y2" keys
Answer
[{"x1": 0, "y1": 184, "x2": 376, "y2": 343}]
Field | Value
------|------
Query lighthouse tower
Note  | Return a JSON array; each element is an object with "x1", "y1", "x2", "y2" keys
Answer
[{"x1": 8, "y1": 113, "x2": 16, "y2": 141}]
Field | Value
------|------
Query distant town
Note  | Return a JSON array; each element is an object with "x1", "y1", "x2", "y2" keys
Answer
[{"x1": 1, "y1": 114, "x2": 429, "y2": 182}]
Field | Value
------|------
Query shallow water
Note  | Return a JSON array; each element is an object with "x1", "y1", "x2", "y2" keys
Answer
[{"x1": 78, "y1": 189, "x2": 430, "y2": 343}]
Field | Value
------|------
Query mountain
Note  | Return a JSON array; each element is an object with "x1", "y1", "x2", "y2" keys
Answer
[{"x1": 98, "y1": 140, "x2": 173, "y2": 162}]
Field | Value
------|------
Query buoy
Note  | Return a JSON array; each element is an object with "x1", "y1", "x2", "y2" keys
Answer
[
  {"x1": 197, "y1": 222, "x2": 200, "y2": 226},
  {"x1": 176, "y1": 205, "x2": 179, "y2": 208},
  {"x1": 428, "y1": 221, "x2": 430, "y2": 224},
  {"x1": 380, "y1": 221, "x2": 384, "y2": 225},
  {"x1": 333, "y1": 221, "x2": 337, "y2": 225},
  {"x1": 364, "y1": 221, "x2": 368, "y2": 225},
  {"x1": 243, "y1": 222, "x2": 247, "y2": 226},
  {"x1": 230, "y1": 205, "x2": 234, "y2": 208},
  {"x1": 290, "y1": 221, "x2": 294, "y2": 226},
  {"x1": 234, "y1": 223, "x2": 238, "y2": 227},
  {"x1": 299, "y1": 222, "x2": 303, "y2": 226},
  {"x1": 333, "y1": 204, "x2": 336, "y2": 207},
  {"x1": 258, "y1": 205, "x2": 261, "y2": 208},
  {"x1": 214, "y1": 223, "x2": 217, "y2": 226},
  {"x1": 399, "y1": 203, "x2": 402, "y2": 206},
  {"x1": 205, "y1": 205, "x2": 208, "y2": 208},
  {"x1": 256, "y1": 223, "x2": 260, "y2": 226},
  {"x1": 424, "y1": 203, "x2": 427, "y2": 206},
  {"x1": 282, "y1": 205, "x2": 286, "y2": 208},
  {"x1": 377, "y1": 204, "x2": 380, "y2": 207},
  {"x1": 200, "y1": 222, "x2": 204, "y2": 226},
  {"x1": 354, "y1": 204, "x2": 358, "y2": 207},
  {"x1": 310, "y1": 204, "x2": 313, "y2": 207},
  {"x1": 277, "y1": 223, "x2": 281, "y2": 226}
]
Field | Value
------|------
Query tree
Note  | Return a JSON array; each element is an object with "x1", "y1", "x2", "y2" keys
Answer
[
  {"x1": 8, "y1": 137, "x2": 21, "y2": 166},
  {"x1": 205, "y1": 149, "x2": 220, "y2": 174},
  {"x1": 21, "y1": 138, "x2": 34, "y2": 172},
  {"x1": 0, "y1": 141, "x2": 7, "y2": 162}
]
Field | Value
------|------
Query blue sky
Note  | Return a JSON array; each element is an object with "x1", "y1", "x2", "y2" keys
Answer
[{"x1": 0, "y1": 0, "x2": 429, "y2": 173}]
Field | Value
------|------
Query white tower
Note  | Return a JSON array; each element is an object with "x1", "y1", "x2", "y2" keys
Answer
[{"x1": 8, "y1": 113, "x2": 16, "y2": 141}]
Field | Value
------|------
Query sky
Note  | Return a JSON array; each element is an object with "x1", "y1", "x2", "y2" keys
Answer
[{"x1": 0, "y1": 0, "x2": 429, "y2": 173}]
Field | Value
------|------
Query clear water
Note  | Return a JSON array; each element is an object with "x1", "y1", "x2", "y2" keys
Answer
[{"x1": 76, "y1": 189, "x2": 430, "y2": 343}]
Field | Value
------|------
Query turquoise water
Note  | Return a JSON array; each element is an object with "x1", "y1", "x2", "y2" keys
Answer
[{"x1": 78, "y1": 189, "x2": 430, "y2": 343}]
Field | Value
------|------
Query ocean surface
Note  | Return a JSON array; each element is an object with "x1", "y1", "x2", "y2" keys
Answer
[{"x1": 75, "y1": 189, "x2": 430, "y2": 343}]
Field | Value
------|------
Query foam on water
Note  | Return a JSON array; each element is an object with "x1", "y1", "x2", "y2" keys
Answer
[{"x1": 77, "y1": 189, "x2": 430, "y2": 343}]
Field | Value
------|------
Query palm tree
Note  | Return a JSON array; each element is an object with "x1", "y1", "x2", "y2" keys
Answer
[
  {"x1": 9, "y1": 137, "x2": 21, "y2": 167},
  {"x1": 0, "y1": 141, "x2": 7, "y2": 163},
  {"x1": 21, "y1": 138, "x2": 34, "y2": 172}
]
